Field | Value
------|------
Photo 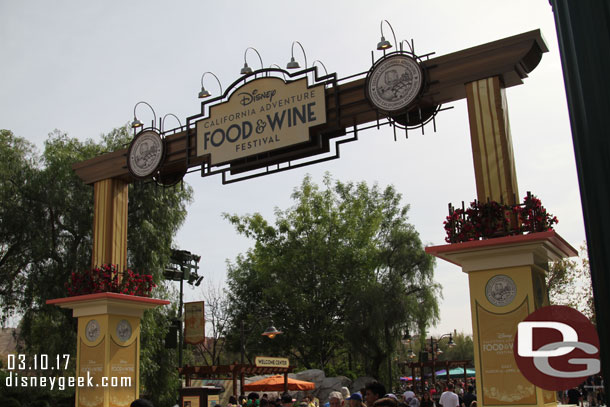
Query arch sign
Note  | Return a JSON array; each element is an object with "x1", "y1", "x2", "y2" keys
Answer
[
  {"x1": 195, "y1": 76, "x2": 327, "y2": 165},
  {"x1": 71, "y1": 28, "x2": 571, "y2": 407}
]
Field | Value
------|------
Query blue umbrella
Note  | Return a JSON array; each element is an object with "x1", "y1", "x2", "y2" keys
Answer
[{"x1": 434, "y1": 368, "x2": 475, "y2": 377}]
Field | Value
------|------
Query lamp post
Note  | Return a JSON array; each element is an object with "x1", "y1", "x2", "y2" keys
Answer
[
  {"x1": 240, "y1": 47, "x2": 264, "y2": 75},
  {"x1": 376, "y1": 20, "x2": 398, "y2": 51},
  {"x1": 131, "y1": 101, "x2": 157, "y2": 130},
  {"x1": 198, "y1": 71, "x2": 223, "y2": 99},
  {"x1": 402, "y1": 329, "x2": 416, "y2": 360},
  {"x1": 239, "y1": 319, "x2": 282, "y2": 365},
  {"x1": 428, "y1": 332, "x2": 456, "y2": 384},
  {"x1": 286, "y1": 41, "x2": 308, "y2": 70},
  {"x1": 163, "y1": 249, "x2": 203, "y2": 368}
]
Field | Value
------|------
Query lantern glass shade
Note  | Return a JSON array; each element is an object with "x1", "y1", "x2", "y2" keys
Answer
[
  {"x1": 262, "y1": 325, "x2": 282, "y2": 339},
  {"x1": 377, "y1": 36, "x2": 392, "y2": 50},
  {"x1": 131, "y1": 118, "x2": 143, "y2": 128},
  {"x1": 198, "y1": 86, "x2": 211, "y2": 98},
  {"x1": 240, "y1": 63, "x2": 253, "y2": 75},
  {"x1": 286, "y1": 57, "x2": 300, "y2": 69}
]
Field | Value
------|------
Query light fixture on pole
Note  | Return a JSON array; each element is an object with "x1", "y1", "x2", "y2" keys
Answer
[
  {"x1": 240, "y1": 47, "x2": 264, "y2": 75},
  {"x1": 163, "y1": 249, "x2": 202, "y2": 369},
  {"x1": 312, "y1": 60, "x2": 329, "y2": 77},
  {"x1": 286, "y1": 41, "x2": 308, "y2": 70},
  {"x1": 161, "y1": 113, "x2": 182, "y2": 132},
  {"x1": 377, "y1": 20, "x2": 397, "y2": 51},
  {"x1": 240, "y1": 319, "x2": 282, "y2": 365},
  {"x1": 429, "y1": 332, "x2": 456, "y2": 360},
  {"x1": 199, "y1": 71, "x2": 223, "y2": 99},
  {"x1": 262, "y1": 325, "x2": 282, "y2": 339},
  {"x1": 401, "y1": 328, "x2": 415, "y2": 359},
  {"x1": 269, "y1": 64, "x2": 288, "y2": 80},
  {"x1": 131, "y1": 101, "x2": 157, "y2": 129},
  {"x1": 400, "y1": 39, "x2": 415, "y2": 54}
]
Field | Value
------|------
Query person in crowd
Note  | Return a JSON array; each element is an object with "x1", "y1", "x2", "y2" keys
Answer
[
  {"x1": 420, "y1": 392, "x2": 434, "y2": 407},
  {"x1": 372, "y1": 397, "x2": 398, "y2": 407},
  {"x1": 342, "y1": 387, "x2": 351, "y2": 401},
  {"x1": 131, "y1": 399, "x2": 154, "y2": 407},
  {"x1": 228, "y1": 396, "x2": 239, "y2": 407},
  {"x1": 282, "y1": 394, "x2": 295, "y2": 407},
  {"x1": 439, "y1": 383, "x2": 459, "y2": 407},
  {"x1": 365, "y1": 382, "x2": 387, "y2": 407},
  {"x1": 567, "y1": 387, "x2": 582, "y2": 406},
  {"x1": 462, "y1": 386, "x2": 476, "y2": 407},
  {"x1": 402, "y1": 387, "x2": 417, "y2": 407},
  {"x1": 403, "y1": 388, "x2": 415, "y2": 401},
  {"x1": 329, "y1": 391, "x2": 345, "y2": 407},
  {"x1": 347, "y1": 393, "x2": 365, "y2": 407}
]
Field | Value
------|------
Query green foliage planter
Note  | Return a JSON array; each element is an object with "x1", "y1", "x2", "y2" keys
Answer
[{"x1": 444, "y1": 192, "x2": 558, "y2": 243}]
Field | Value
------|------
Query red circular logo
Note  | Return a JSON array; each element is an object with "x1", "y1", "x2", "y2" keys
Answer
[{"x1": 513, "y1": 305, "x2": 600, "y2": 390}]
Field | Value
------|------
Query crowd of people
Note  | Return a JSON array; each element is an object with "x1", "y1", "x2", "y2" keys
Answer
[
  {"x1": 221, "y1": 379, "x2": 476, "y2": 407},
  {"x1": 130, "y1": 375, "x2": 608, "y2": 407},
  {"x1": 558, "y1": 375, "x2": 605, "y2": 406}
]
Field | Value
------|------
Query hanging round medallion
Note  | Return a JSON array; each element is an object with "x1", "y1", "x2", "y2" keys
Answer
[
  {"x1": 365, "y1": 54, "x2": 424, "y2": 114},
  {"x1": 127, "y1": 130, "x2": 165, "y2": 179},
  {"x1": 116, "y1": 319, "x2": 132, "y2": 342},
  {"x1": 85, "y1": 319, "x2": 101, "y2": 342},
  {"x1": 485, "y1": 274, "x2": 517, "y2": 307}
]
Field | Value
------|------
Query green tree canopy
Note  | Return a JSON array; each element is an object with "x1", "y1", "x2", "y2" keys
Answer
[
  {"x1": 225, "y1": 174, "x2": 440, "y2": 380},
  {"x1": 0, "y1": 127, "x2": 192, "y2": 406},
  {"x1": 547, "y1": 242, "x2": 594, "y2": 321}
]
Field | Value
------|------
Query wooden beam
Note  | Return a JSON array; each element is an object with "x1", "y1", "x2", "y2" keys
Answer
[{"x1": 73, "y1": 30, "x2": 547, "y2": 185}]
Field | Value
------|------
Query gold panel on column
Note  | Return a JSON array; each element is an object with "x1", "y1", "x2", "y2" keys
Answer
[
  {"x1": 92, "y1": 178, "x2": 128, "y2": 271},
  {"x1": 466, "y1": 76, "x2": 519, "y2": 205}
]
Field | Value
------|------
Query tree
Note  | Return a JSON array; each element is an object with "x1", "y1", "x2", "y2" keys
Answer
[
  {"x1": 224, "y1": 174, "x2": 440, "y2": 380},
  {"x1": 436, "y1": 332, "x2": 474, "y2": 364},
  {"x1": 192, "y1": 281, "x2": 232, "y2": 366},
  {"x1": 0, "y1": 127, "x2": 192, "y2": 406},
  {"x1": 547, "y1": 242, "x2": 594, "y2": 321}
]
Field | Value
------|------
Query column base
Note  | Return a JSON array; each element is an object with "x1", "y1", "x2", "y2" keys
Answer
[
  {"x1": 48, "y1": 293, "x2": 169, "y2": 407},
  {"x1": 426, "y1": 231, "x2": 576, "y2": 407}
]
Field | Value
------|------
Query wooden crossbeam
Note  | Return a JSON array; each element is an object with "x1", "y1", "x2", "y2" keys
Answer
[{"x1": 73, "y1": 30, "x2": 547, "y2": 185}]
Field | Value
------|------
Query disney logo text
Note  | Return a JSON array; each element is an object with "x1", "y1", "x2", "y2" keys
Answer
[{"x1": 238, "y1": 89, "x2": 277, "y2": 106}]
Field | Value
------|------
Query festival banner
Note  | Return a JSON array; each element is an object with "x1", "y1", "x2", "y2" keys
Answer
[
  {"x1": 184, "y1": 301, "x2": 205, "y2": 345},
  {"x1": 476, "y1": 299, "x2": 536, "y2": 405}
]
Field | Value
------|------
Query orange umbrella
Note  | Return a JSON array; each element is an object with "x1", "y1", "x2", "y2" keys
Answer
[{"x1": 243, "y1": 375, "x2": 315, "y2": 391}]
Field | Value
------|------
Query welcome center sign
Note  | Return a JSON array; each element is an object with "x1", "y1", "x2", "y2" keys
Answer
[{"x1": 196, "y1": 77, "x2": 326, "y2": 165}]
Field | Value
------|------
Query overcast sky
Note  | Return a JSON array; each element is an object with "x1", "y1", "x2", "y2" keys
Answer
[{"x1": 0, "y1": 1, "x2": 583, "y2": 337}]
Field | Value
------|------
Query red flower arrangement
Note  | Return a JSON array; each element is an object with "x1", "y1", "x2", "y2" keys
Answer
[
  {"x1": 65, "y1": 264, "x2": 156, "y2": 297},
  {"x1": 444, "y1": 192, "x2": 558, "y2": 243}
]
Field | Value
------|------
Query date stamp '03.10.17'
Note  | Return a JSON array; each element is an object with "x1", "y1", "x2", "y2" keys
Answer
[{"x1": 4, "y1": 354, "x2": 132, "y2": 391}]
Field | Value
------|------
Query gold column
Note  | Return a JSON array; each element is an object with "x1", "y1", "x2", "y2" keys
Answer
[
  {"x1": 92, "y1": 179, "x2": 128, "y2": 271},
  {"x1": 48, "y1": 293, "x2": 170, "y2": 407},
  {"x1": 426, "y1": 231, "x2": 577, "y2": 407},
  {"x1": 466, "y1": 76, "x2": 519, "y2": 205}
]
